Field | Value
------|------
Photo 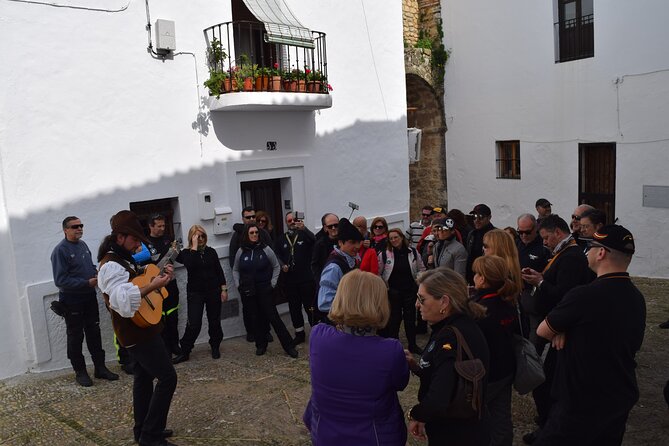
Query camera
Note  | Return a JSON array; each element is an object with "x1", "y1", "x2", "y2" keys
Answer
[{"x1": 294, "y1": 211, "x2": 305, "y2": 221}]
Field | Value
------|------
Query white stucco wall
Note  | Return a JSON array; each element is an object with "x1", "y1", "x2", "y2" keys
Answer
[
  {"x1": 441, "y1": 0, "x2": 669, "y2": 277},
  {"x1": 0, "y1": 0, "x2": 408, "y2": 378}
]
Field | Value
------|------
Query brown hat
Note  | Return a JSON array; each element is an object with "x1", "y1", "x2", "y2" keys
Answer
[{"x1": 111, "y1": 210, "x2": 149, "y2": 244}]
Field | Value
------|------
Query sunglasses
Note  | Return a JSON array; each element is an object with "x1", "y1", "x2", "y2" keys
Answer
[
  {"x1": 517, "y1": 229, "x2": 533, "y2": 235},
  {"x1": 326, "y1": 223, "x2": 339, "y2": 229},
  {"x1": 243, "y1": 214, "x2": 256, "y2": 220},
  {"x1": 585, "y1": 241, "x2": 610, "y2": 253},
  {"x1": 259, "y1": 219, "x2": 268, "y2": 223},
  {"x1": 373, "y1": 225, "x2": 386, "y2": 230},
  {"x1": 571, "y1": 214, "x2": 581, "y2": 221},
  {"x1": 422, "y1": 213, "x2": 432, "y2": 217},
  {"x1": 68, "y1": 224, "x2": 84, "y2": 229},
  {"x1": 248, "y1": 230, "x2": 259, "y2": 235},
  {"x1": 472, "y1": 214, "x2": 487, "y2": 220}
]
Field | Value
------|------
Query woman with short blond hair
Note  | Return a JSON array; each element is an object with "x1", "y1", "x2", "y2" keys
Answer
[{"x1": 304, "y1": 270, "x2": 409, "y2": 445}]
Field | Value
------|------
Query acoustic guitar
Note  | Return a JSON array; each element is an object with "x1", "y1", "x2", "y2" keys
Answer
[{"x1": 131, "y1": 241, "x2": 181, "y2": 328}]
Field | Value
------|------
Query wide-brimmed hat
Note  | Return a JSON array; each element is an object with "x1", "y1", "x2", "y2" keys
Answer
[
  {"x1": 337, "y1": 218, "x2": 364, "y2": 242},
  {"x1": 111, "y1": 210, "x2": 150, "y2": 244}
]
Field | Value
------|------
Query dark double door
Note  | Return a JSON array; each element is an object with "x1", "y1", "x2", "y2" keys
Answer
[
  {"x1": 241, "y1": 179, "x2": 284, "y2": 237},
  {"x1": 579, "y1": 142, "x2": 616, "y2": 224}
]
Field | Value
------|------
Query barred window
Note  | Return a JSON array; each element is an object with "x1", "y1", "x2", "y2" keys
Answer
[{"x1": 496, "y1": 140, "x2": 521, "y2": 179}]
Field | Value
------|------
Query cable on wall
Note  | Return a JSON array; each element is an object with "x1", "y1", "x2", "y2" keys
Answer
[
  {"x1": 360, "y1": 0, "x2": 388, "y2": 119},
  {"x1": 5, "y1": 0, "x2": 131, "y2": 13}
]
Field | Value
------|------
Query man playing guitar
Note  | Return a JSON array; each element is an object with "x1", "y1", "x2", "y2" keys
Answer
[{"x1": 97, "y1": 210, "x2": 178, "y2": 446}]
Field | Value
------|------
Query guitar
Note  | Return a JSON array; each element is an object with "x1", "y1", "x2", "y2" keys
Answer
[{"x1": 131, "y1": 241, "x2": 181, "y2": 328}]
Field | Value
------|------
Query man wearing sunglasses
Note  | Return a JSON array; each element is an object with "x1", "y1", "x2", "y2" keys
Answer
[
  {"x1": 310, "y1": 213, "x2": 340, "y2": 280},
  {"x1": 535, "y1": 225, "x2": 645, "y2": 446},
  {"x1": 570, "y1": 204, "x2": 594, "y2": 247},
  {"x1": 516, "y1": 214, "x2": 551, "y2": 353},
  {"x1": 520, "y1": 214, "x2": 592, "y2": 444},
  {"x1": 406, "y1": 205, "x2": 433, "y2": 248},
  {"x1": 50, "y1": 216, "x2": 119, "y2": 387},
  {"x1": 465, "y1": 203, "x2": 496, "y2": 284}
]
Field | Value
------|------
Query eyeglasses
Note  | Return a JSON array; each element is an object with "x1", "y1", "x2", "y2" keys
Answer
[
  {"x1": 373, "y1": 225, "x2": 385, "y2": 230},
  {"x1": 243, "y1": 214, "x2": 256, "y2": 220},
  {"x1": 68, "y1": 224, "x2": 84, "y2": 229},
  {"x1": 326, "y1": 223, "x2": 339, "y2": 229},
  {"x1": 585, "y1": 241, "x2": 610, "y2": 253},
  {"x1": 517, "y1": 229, "x2": 533, "y2": 235},
  {"x1": 416, "y1": 293, "x2": 426, "y2": 305},
  {"x1": 248, "y1": 230, "x2": 259, "y2": 235},
  {"x1": 571, "y1": 214, "x2": 581, "y2": 221}
]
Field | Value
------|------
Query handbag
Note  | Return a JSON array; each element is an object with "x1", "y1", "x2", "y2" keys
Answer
[
  {"x1": 513, "y1": 304, "x2": 545, "y2": 395},
  {"x1": 441, "y1": 326, "x2": 486, "y2": 420}
]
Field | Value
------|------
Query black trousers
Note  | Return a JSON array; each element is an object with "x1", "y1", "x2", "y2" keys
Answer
[
  {"x1": 379, "y1": 288, "x2": 418, "y2": 348},
  {"x1": 62, "y1": 295, "x2": 105, "y2": 371},
  {"x1": 284, "y1": 280, "x2": 315, "y2": 330},
  {"x1": 247, "y1": 285, "x2": 293, "y2": 351},
  {"x1": 161, "y1": 281, "x2": 180, "y2": 351},
  {"x1": 532, "y1": 347, "x2": 558, "y2": 427},
  {"x1": 179, "y1": 290, "x2": 223, "y2": 354},
  {"x1": 127, "y1": 335, "x2": 177, "y2": 444}
]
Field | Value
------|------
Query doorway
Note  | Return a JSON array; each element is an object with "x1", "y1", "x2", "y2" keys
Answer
[
  {"x1": 241, "y1": 179, "x2": 284, "y2": 238},
  {"x1": 579, "y1": 142, "x2": 616, "y2": 224}
]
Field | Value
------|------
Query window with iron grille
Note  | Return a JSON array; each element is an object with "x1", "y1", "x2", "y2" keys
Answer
[
  {"x1": 496, "y1": 140, "x2": 521, "y2": 179},
  {"x1": 554, "y1": 0, "x2": 594, "y2": 63}
]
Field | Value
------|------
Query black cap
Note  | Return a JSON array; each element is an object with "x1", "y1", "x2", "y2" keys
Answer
[
  {"x1": 432, "y1": 218, "x2": 455, "y2": 230},
  {"x1": 111, "y1": 210, "x2": 150, "y2": 244},
  {"x1": 536, "y1": 198, "x2": 552, "y2": 208},
  {"x1": 337, "y1": 218, "x2": 364, "y2": 242},
  {"x1": 469, "y1": 204, "x2": 491, "y2": 217},
  {"x1": 592, "y1": 225, "x2": 635, "y2": 255}
]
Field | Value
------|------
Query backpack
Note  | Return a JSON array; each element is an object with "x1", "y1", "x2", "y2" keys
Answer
[{"x1": 441, "y1": 326, "x2": 486, "y2": 419}]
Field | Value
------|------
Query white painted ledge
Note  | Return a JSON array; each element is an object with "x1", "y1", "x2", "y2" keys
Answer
[{"x1": 207, "y1": 92, "x2": 333, "y2": 112}]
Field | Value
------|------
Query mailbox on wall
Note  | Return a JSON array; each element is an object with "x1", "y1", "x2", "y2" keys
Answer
[{"x1": 213, "y1": 206, "x2": 233, "y2": 235}]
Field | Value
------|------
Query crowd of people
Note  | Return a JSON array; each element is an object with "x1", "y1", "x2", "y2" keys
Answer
[{"x1": 49, "y1": 197, "x2": 646, "y2": 445}]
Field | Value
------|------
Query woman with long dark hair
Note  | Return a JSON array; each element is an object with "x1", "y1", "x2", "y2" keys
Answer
[
  {"x1": 378, "y1": 228, "x2": 425, "y2": 353},
  {"x1": 233, "y1": 223, "x2": 298, "y2": 358},
  {"x1": 173, "y1": 225, "x2": 227, "y2": 364}
]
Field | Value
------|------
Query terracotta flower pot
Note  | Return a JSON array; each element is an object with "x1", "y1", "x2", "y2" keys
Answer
[
  {"x1": 284, "y1": 80, "x2": 297, "y2": 92},
  {"x1": 255, "y1": 75, "x2": 270, "y2": 91},
  {"x1": 242, "y1": 77, "x2": 254, "y2": 91},
  {"x1": 222, "y1": 78, "x2": 237, "y2": 93},
  {"x1": 307, "y1": 81, "x2": 323, "y2": 93},
  {"x1": 296, "y1": 80, "x2": 307, "y2": 92},
  {"x1": 270, "y1": 76, "x2": 282, "y2": 91}
]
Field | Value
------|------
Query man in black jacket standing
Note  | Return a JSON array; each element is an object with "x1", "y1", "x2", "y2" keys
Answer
[
  {"x1": 275, "y1": 211, "x2": 316, "y2": 344},
  {"x1": 520, "y1": 214, "x2": 592, "y2": 444},
  {"x1": 465, "y1": 203, "x2": 495, "y2": 284},
  {"x1": 310, "y1": 213, "x2": 339, "y2": 279},
  {"x1": 516, "y1": 213, "x2": 550, "y2": 353}
]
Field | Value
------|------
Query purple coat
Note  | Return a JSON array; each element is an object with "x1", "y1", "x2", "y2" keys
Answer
[{"x1": 303, "y1": 323, "x2": 409, "y2": 445}]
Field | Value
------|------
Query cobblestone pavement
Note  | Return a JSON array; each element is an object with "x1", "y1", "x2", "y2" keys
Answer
[{"x1": 2, "y1": 277, "x2": 668, "y2": 445}]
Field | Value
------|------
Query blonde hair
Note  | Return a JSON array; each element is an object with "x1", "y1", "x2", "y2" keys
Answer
[
  {"x1": 387, "y1": 228, "x2": 408, "y2": 250},
  {"x1": 417, "y1": 268, "x2": 487, "y2": 319},
  {"x1": 483, "y1": 229, "x2": 523, "y2": 300},
  {"x1": 329, "y1": 270, "x2": 390, "y2": 328},
  {"x1": 472, "y1": 255, "x2": 520, "y2": 304},
  {"x1": 187, "y1": 224, "x2": 207, "y2": 249}
]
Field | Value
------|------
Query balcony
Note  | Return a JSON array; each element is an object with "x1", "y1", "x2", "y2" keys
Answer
[{"x1": 203, "y1": 21, "x2": 332, "y2": 112}]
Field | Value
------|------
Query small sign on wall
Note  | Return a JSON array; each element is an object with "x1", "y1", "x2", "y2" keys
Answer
[{"x1": 643, "y1": 185, "x2": 669, "y2": 208}]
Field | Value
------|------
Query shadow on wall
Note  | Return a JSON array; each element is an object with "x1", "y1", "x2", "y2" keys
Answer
[{"x1": 1, "y1": 115, "x2": 409, "y2": 377}]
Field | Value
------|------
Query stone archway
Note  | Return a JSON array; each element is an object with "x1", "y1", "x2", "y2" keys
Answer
[{"x1": 406, "y1": 73, "x2": 447, "y2": 219}]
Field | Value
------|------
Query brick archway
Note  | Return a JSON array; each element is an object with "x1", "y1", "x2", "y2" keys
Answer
[{"x1": 406, "y1": 73, "x2": 447, "y2": 220}]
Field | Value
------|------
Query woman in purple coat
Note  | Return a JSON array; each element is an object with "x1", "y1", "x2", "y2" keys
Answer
[{"x1": 303, "y1": 270, "x2": 410, "y2": 445}]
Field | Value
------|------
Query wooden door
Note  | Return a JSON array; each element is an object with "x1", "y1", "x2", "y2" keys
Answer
[
  {"x1": 240, "y1": 179, "x2": 284, "y2": 236},
  {"x1": 579, "y1": 143, "x2": 616, "y2": 224}
]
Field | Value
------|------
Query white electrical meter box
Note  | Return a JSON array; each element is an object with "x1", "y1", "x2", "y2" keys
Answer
[
  {"x1": 198, "y1": 191, "x2": 214, "y2": 220},
  {"x1": 155, "y1": 19, "x2": 176, "y2": 53},
  {"x1": 213, "y1": 207, "x2": 233, "y2": 235}
]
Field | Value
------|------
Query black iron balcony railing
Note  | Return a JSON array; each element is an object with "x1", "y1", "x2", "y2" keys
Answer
[
  {"x1": 203, "y1": 21, "x2": 328, "y2": 96},
  {"x1": 555, "y1": 14, "x2": 594, "y2": 63}
]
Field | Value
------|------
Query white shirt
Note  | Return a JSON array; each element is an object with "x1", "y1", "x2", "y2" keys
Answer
[{"x1": 97, "y1": 261, "x2": 141, "y2": 318}]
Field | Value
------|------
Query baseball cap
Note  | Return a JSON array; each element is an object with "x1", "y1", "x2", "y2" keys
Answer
[
  {"x1": 469, "y1": 204, "x2": 491, "y2": 217},
  {"x1": 535, "y1": 198, "x2": 552, "y2": 208},
  {"x1": 591, "y1": 225, "x2": 635, "y2": 255}
]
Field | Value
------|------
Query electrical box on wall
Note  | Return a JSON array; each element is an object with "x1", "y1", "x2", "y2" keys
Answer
[
  {"x1": 213, "y1": 207, "x2": 233, "y2": 235},
  {"x1": 198, "y1": 191, "x2": 214, "y2": 220},
  {"x1": 155, "y1": 19, "x2": 176, "y2": 53}
]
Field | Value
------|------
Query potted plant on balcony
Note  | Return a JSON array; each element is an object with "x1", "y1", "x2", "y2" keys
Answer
[
  {"x1": 234, "y1": 54, "x2": 255, "y2": 92},
  {"x1": 307, "y1": 70, "x2": 326, "y2": 93},
  {"x1": 255, "y1": 66, "x2": 271, "y2": 91},
  {"x1": 269, "y1": 62, "x2": 282, "y2": 91},
  {"x1": 282, "y1": 68, "x2": 295, "y2": 92},
  {"x1": 204, "y1": 38, "x2": 233, "y2": 96},
  {"x1": 295, "y1": 68, "x2": 307, "y2": 92}
]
